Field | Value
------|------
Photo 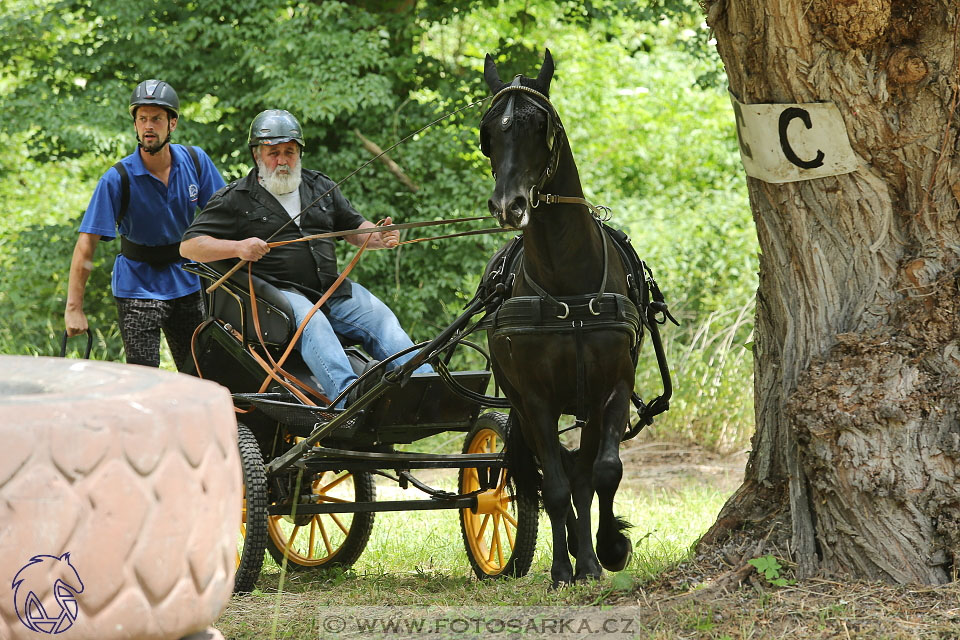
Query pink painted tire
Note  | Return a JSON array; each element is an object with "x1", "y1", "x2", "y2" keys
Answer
[{"x1": 0, "y1": 356, "x2": 241, "y2": 640}]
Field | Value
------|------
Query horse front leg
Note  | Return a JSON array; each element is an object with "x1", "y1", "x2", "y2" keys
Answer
[
  {"x1": 560, "y1": 446, "x2": 579, "y2": 557},
  {"x1": 594, "y1": 388, "x2": 633, "y2": 572},
  {"x1": 532, "y1": 418, "x2": 574, "y2": 588},
  {"x1": 570, "y1": 438, "x2": 602, "y2": 581}
]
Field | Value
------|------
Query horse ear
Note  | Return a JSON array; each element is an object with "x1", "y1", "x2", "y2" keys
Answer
[
  {"x1": 537, "y1": 48, "x2": 555, "y2": 91},
  {"x1": 484, "y1": 53, "x2": 505, "y2": 93}
]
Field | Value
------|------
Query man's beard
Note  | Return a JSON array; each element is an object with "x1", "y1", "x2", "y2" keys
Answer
[
  {"x1": 258, "y1": 156, "x2": 302, "y2": 196},
  {"x1": 138, "y1": 127, "x2": 172, "y2": 155}
]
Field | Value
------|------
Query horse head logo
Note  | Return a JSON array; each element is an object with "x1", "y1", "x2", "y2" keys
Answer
[{"x1": 12, "y1": 553, "x2": 85, "y2": 634}]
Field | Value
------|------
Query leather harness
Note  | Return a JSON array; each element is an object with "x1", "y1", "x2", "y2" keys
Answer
[{"x1": 477, "y1": 220, "x2": 650, "y2": 430}]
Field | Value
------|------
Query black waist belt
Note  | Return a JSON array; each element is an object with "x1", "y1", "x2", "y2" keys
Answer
[{"x1": 120, "y1": 236, "x2": 182, "y2": 265}]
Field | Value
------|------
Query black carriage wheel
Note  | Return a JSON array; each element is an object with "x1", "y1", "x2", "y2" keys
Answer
[
  {"x1": 459, "y1": 411, "x2": 539, "y2": 579},
  {"x1": 266, "y1": 470, "x2": 375, "y2": 572},
  {"x1": 235, "y1": 422, "x2": 268, "y2": 593}
]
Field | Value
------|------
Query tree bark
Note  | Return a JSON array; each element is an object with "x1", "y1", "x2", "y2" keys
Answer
[{"x1": 701, "y1": 0, "x2": 960, "y2": 583}]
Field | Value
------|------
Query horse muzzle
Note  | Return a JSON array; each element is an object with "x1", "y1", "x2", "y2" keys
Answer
[{"x1": 488, "y1": 193, "x2": 530, "y2": 230}]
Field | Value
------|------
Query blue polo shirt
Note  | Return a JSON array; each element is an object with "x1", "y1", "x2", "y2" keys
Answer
[{"x1": 79, "y1": 144, "x2": 226, "y2": 300}]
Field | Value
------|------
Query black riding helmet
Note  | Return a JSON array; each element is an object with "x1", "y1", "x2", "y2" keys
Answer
[
  {"x1": 249, "y1": 109, "x2": 304, "y2": 149},
  {"x1": 129, "y1": 79, "x2": 179, "y2": 119}
]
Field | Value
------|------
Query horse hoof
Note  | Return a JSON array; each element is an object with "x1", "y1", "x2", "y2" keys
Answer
[
  {"x1": 574, "y1": 569, "x2": 602, "y2": 583},
  {"x1": 550, "y1": 568, "x2": 574, "y2": 590},
  {"x1": 599, "y1": 537, "x2": 633, "y2": 572}
]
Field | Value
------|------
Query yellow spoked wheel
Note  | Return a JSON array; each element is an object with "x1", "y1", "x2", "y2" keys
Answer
[
  {"x1": 266, "y1": 470, "x2": 375, "y2": 571},
  {"x1": 235, "y1": 423, "x2": 267, "y2": 593},
  {"x1": 459, "y1": 411, "x2": 538, "y2": 579}
]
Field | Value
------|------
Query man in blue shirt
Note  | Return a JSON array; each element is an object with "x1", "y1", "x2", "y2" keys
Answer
[{"x1": 65, "y1": 79, "x2": 226, "y2": 368}]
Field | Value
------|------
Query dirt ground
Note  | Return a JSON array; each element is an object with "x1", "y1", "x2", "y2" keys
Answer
[
  {"x1": 618, "y1": 439, "x2": 748, "y2": 495},
  {"x1": 612, "y1": 442, "x2": 960, "y2": 639}
]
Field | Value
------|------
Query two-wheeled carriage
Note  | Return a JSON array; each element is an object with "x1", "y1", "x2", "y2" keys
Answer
[{"x1": 181, "y1": 260, "x2": 541, "y2": 593}]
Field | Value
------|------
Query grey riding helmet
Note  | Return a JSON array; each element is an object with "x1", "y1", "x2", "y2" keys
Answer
[
  {"x1": 248, "y1": 109, "x2": 305, "y2": 149},
  {"x1": 129, "y1": 79, "x2": 179, "y2": 119}
]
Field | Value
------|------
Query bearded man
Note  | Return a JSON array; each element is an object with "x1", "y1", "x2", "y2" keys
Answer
[
  {"x1": 180, "y1": 109, "x2": 430, "y2": 405},
  {"x1": 65, "y1": 79, "x2": 225, "y2": 368}
]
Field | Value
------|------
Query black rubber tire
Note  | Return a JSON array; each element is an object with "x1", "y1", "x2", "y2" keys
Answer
[
  {"x1": 459, "y1": 411, "x2": 539, "y2": 579},
  {"x1": 266, "y1": 470, "x2": 375, "y2": 572},
  {"x1": 235, "y1": 422, "x2": 268, "y2": 593}
]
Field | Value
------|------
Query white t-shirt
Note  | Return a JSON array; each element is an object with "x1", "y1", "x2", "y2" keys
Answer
[{"x1": 272, "y1": 189, "x2": 302, "y2": 227}]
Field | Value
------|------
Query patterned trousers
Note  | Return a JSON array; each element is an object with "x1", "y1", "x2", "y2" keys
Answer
[{"x1": 115, "y1": 292, "x2": 205, "y2": 370}]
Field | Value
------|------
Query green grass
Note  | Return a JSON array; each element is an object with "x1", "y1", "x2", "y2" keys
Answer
[
  {"x1": 217, "y1": 473, "x2": 730, "y2": 638},
  {"x1": 637, "y1": 300, "x2": 756, "y2": 454}
]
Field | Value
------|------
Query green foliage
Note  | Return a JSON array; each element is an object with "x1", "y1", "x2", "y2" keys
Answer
[
  {"x1": 0, "y1": 0, "x2": 758, "y2": 452},
  {"x1": 0, "y1": 218, "x2": 122, "y2": 359},
  {"x1": 748, "y1": 555, "x2": 795, "y2": 588}
]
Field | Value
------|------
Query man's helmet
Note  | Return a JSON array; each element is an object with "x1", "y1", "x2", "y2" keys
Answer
[
  {"x1": 248, "y1": 110, "x2": 305, "y2": 149},
  {"x1": 129, "y1": 79, "x2": 179, "y2": 118}
]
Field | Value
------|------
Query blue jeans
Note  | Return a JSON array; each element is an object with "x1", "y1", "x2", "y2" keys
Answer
[{"x1": 280, "y1": 284, "x2": 431, "y2": 406}]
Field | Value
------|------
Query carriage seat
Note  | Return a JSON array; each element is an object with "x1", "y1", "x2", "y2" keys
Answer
[
  {"x1": 184, "y1": 260, "x2": 295, "y2": 347},
  {"x1": 184, "y1": 260, "x2": 369, "y2": 355}
]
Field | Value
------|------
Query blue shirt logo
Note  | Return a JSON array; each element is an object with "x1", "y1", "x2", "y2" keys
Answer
[
  {"x1": 189, "y1": 183, "x2": 199, "y2": 202},
  {"x1": 12, "y1": 553, "x2": 84, "y2": 634}
]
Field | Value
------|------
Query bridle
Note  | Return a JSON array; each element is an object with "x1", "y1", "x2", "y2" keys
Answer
[
  {"x1": 480, "y1": 78, "x2": 610, "y2": 219},
  {"x1": 480, "y1": 78, "x2": 563, "y2": 204}
]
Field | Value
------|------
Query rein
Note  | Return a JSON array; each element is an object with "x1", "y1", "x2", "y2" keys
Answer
[
  {"x1": 199, "y1": 96, "x2": 508, "y2": 405},
  {"x1": 207, "y1": 95, "x2": 495, "y2": 293},
  {"x1": 533, "y1": 192, "x2": 612, "y2": 220},
  {"x1": 264, "y1": 216, "x2": 511, "y2": 249}
]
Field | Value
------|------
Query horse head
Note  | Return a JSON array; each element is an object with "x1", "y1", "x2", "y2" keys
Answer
[{"x1": 481, "y1": 49, "x2": 563, "y2": 230}]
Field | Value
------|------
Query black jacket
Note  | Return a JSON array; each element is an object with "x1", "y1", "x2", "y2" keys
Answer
[{"x1": 183, "y1": 168, "x2": 366, "y2": 300}]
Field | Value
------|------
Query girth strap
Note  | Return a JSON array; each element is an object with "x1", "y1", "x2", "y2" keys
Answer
[{"x1": 485, "y1": 293, "x2": 641, "y2": 345}]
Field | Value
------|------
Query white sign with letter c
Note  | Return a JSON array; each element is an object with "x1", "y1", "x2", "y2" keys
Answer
[{"x1": 730, "y1": 91, "x2": 859, "y2": 184}]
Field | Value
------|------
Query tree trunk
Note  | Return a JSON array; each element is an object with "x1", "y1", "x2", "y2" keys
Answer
[{"x1": 701, "y1": 0, "x2": 960, "y2": 583}]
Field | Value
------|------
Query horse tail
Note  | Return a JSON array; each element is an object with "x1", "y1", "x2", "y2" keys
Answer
[{"x1": 505, "y1": 412, "x2": 541, "y2": 505}]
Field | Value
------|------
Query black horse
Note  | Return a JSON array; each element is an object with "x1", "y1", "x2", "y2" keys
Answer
[{"x1": 480, "y1": 50, "x2": 641, "y2": 587}]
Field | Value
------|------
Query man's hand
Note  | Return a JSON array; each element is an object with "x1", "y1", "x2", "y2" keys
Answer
[
  {"x1": 345, "y1": 218, "x2": 400, "y2": 249},
  {"x1": 236, "y1": 238, "x2": 270, "y2": 261},
  {"x1": 377, "y1": 216, "x2": 400, "y2": 248},
  {"x1": 64, "y1": 308, "x2": 88, "y2": 337}
]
